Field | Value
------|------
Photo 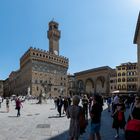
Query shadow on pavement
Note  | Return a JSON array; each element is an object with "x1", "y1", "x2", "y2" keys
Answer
[
  {"x1": 47, "y1": 130, "x2": 69, "y2": 140},
  {"x1": 45, "y1": 107, "x2": 127, "y2": 140},
  {"x1": 50, "y1": 108, "x2": 56, "y2": 110},
  {"x1": 48, "y1": 115, "x2": 65, "y2": 118},
  {"x1": 8, "y1": 115, "x2": 18, "y2": 117},
  {"x1": 0, "y1": 111, "x2": 8, "y2": 113}
]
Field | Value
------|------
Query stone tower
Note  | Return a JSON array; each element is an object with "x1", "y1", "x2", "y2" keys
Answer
[
  {"x1": 134, "y1": 12, "x2": 140, "y2": 91},
  {"x1": 47, "y1": 21, "x2": 60, "y2": 55}
]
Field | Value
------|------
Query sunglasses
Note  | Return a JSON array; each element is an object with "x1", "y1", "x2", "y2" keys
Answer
[{"x1": 135, "y1": 98, "x2": 140, "y2": 100}]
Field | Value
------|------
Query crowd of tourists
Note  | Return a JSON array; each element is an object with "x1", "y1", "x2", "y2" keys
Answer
[
  {"x1": 55, "y1": 93, "x2": 140, "y2": 140},
  {"x1": 0, "y1": 92, "x2": 140, "y2": 140}
]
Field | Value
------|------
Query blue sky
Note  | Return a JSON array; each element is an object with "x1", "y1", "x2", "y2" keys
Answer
[{"x1": 0, "y1": 0, "x2": 140, "y2": 80}]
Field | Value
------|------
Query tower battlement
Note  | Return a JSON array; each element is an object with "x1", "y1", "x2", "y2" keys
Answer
[{"x1": 20, "y1": 47, "x2": 69, "y2": 69}]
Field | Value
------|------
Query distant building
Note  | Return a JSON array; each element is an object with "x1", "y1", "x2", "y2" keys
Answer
[
  {"x1": 74, "y1": 66, "x2": 112, "y2": 97},
  {"x1": 67, "y1": 74, "x2": 76, "y2": 97},
  {"x1": 0, "y1": 80, "x2": 4, "y2": 96},
  {"x1": 5, "y1": 21, "x2": 69, "y2": 97},
  {"x1": 116, "y1": 62, "x2": 138, "y2": 92},
  {"x1": 109, "y1": 69, "x2": 117, "y2": 93},
  {"x1": 134, "y1": 12, "x2": 140, "y2": 91},
  {"x1": 3, "y1": 78, "x2": 9, "y2": 97}
]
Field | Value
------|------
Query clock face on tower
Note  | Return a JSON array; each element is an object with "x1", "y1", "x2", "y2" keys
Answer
[{"x1": 54, "y1": 50, "x2": 58, "y2": 55}]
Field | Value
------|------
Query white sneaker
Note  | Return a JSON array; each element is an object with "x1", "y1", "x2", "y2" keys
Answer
[{"x1": 114, "y1": 134, "x2": 119, "y2": 138}]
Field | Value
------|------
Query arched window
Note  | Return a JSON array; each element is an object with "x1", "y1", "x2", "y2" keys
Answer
[
  {"x1": 36, "y1": 86, "x2": 39, "y2": 91},
  {"x1": 134, "y1": 71, "x2": 137, "y2": 75},
  {"x1": 122, "y1": 72, "x2": 125, "y2": 76},
  {"x1": 118, "y1": 85, "x2": 121, "y2": 90},
  {"x1": 118, "y1": 78, "x2": 121, "y2": 82},
  {"x1": 122, "y1": 84, "x2": 126, "y2": 90},
  {"x1": 122, "y1": 78, "x2": 125, "y2": 82},
  {"x1": 118, "y1": 73, "x2": 121, "y2": 76}
]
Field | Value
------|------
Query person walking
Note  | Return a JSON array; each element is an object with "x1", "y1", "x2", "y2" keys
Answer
[
  {"x1": 112, "y1": 94, "x2": 119, "y2": 113},
  {"x1": 6, "y1": 98, "x2": 9, "y2": 112},
  {"x1": 63, "y1": 97, "x2": 69, "y2": 114},
  {"x1": 107, "y1": 96, "x2": 111, "y2": 112},
  {"x1": 112, "y1": 98, "x2": 126, "y2": 138},
  {"x1": 15, "y1": 97, "x2": 23, "y2": 117},
  {"x1": 89, "y1": 94, "x2": 103, "y2": 140},
  {"x1": 56, "y1": 96, "x2": 63, "y2": 117},
  {"x1": 82, "y1": 95, "x2": 89, "y2": 119},
  {"x1": 67, "y1": 95, "x2": 82, "y2": 140},
  {"x1": 54, "y1": 97, "x2": 58, "y2": 109}
]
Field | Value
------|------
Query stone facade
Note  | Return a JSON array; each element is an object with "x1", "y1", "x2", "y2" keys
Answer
[
  {"x1": 3, "y1": 78, "x2": 9, "y2": 97},
  {"x1": 109, "y1": 69, "x2": 117, "y2": 93},
  {"x1": 134, "y1": 12, "x2": 140, "y2": 91},
  {"x1": 0, "y1": 80, "x2": 4, "y2": 96},
  {"x1": 74, "y1": 66, "x2": 112, "y2": 97},
  {"x1": 5, "y1": 21, "x2": 69, "y2": 97},
  {"x1": 67, "y1": 74, "x2": 76, "y2": 97}
]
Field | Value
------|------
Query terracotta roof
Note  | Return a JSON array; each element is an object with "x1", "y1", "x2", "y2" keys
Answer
[{"x1": 134, "y1": 12, "x2": 140, "y2": 44}]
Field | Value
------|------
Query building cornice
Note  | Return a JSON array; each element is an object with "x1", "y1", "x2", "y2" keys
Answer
[
  {"x1": 74, "y1": 66, "x2": 112, "y2": 76},
  {"x1": 134, "y1": 12, "x2": 140, "y2": 44}
]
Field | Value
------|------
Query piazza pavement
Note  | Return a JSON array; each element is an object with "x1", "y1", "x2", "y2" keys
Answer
[{"x1": 0, "y1": 99, "x2": 128, "y2": 140}]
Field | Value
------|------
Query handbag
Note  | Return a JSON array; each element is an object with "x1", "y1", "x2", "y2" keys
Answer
[{"x1": 125, "y1": 119, "x2": 140, "y2": 132}]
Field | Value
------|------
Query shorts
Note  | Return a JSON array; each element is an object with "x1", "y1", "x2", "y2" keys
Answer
[{"x1": 90, "y1": 122, "x2": 101, "y2": 135}]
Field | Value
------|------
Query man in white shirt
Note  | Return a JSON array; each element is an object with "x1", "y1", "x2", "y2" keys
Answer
[
  {"x1": 112, "y1": 94, "x2": 119, "y2": 113},
  {"x1": 113, "y1": 94, "x2": 119, "y2": 104}
]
